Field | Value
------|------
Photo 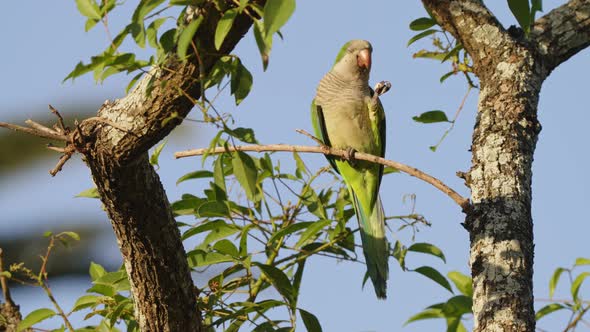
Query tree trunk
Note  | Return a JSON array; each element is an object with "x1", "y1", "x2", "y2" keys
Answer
[
  {"x1": 422, "y1": 0, "x2": 590, "y2": 331},
  {"x1": 68, "y1": 2, "x2": 265, "y2": 331}
]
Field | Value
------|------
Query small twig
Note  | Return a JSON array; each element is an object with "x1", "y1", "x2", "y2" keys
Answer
[
  {"x1": 49, "y1": 151, "x2": 74, "y2": 177},
  {"x1": 36, "y1": 237, "x2": 76, "y2": 331},
  {"x1": 48, "y1": 104, "x2": 66, "y2": 133},
  {"x1": 46, "y1": 143, "x2": 66, "y2": 153},
  {"x1": 563, "y1": 305, "x2": 590, "y2": 332},
  {"x1": 0, "y1": 121, "x2": 67, "y2": 142},
  {"x1": 0, "y1": 248, "x2": 16, "y2": 307},
  {"x1": 25, "y1": 119, "x2": 61, "y2": 137},
  {"x1": 175, "y1": 131, "x2": 470, "y2": 211},
  {"x1": 295, "y1": 129, "x2": 324, "y2": 146}
]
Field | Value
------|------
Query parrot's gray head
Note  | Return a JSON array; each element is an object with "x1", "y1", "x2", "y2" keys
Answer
[{"x1": 331, "y1": 39, "x2": 373, "y2": 82}]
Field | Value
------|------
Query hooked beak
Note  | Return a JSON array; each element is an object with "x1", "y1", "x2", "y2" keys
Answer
[{"x1": 357, "y1": 48, "x2": 371, "y2": 70}]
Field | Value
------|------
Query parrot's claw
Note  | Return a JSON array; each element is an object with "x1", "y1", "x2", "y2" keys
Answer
[
  {"x1": 343, "y1": 147, "x2": 357, "y2": 166},
  {"x1": 374, "y1": 81, "x2": 392, "y2": 96}
]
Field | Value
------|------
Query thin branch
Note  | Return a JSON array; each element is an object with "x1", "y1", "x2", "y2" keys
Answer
[
  {"x1": 0, "y1": 121, "x2": 67, "y2": 142},
  {"x1": 49, "y1": 151, "x2": 74, "y2": 177},
  {"x1": 175, "y1": 136, "x2": 470, "y2": 211},
  {"x1": 48, "y1": 104, "x2": 66, "y2": 133},
  {"x1": 0, "y1": 248, "x2": 15, "y2": 307}
]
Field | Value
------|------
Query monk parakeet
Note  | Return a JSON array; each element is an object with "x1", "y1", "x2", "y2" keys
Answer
[{"x1": 311, "y1": 40, "x2": 390, "y2": 299}]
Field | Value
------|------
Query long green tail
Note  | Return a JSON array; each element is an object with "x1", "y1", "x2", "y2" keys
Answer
[{"x1": 351, "y1": 191, "x2": 389, "y2": 299}]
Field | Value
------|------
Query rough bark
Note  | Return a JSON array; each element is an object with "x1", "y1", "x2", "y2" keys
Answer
[
  {"x1": 422, "y1": 0, "x2": 590, "y2": 331},
  {"x1": 68, "y1": 1, "x2": 263, "y2": 331}
]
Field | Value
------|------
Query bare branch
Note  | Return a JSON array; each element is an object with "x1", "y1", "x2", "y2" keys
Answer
[
  {"x1": 175, "y1": 143, "x2": 470, "y2": 211},
  {"x1": 532, "y1": 0, "x2": 590, "y2": 71},
  {"x1": 0, "y1": 121, "x2": 67, "y2": 142}
]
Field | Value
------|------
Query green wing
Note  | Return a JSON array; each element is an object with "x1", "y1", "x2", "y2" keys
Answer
[
  {"x1": 311, "y1": 98, "x2": 339, "y2": 173},
  {"x1": 370, "y1": 87, "x2": 386, "y2": 191}
]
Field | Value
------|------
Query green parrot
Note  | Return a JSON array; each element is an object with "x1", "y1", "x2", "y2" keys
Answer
[{"x1": 311, "y1": 40, "x2": 390, "y2": 299}]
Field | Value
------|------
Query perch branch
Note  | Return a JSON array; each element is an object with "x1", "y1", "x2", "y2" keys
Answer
[{"x1": 175, "y1": 132, "x2": 470, "y2": 211}]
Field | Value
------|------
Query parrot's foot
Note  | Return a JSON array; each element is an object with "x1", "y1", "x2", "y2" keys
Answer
[
  {"x1": 374, "y1": 81, "x2": 392, "y2": 96},
  {"x1": 343, "y1": 147, "x2": 357, "y2": 166}
]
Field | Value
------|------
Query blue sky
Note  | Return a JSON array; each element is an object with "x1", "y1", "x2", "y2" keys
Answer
[{"x1": 1, "y1": 1, "x2": 589, "y2": 331}]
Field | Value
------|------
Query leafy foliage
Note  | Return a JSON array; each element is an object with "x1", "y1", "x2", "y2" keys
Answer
[
  {"x1": 536, "y1": 258, "x2": 590, "y2": 329},
  {"x1": 9, "y1": 1, "x2": 584, "y2": 332}
]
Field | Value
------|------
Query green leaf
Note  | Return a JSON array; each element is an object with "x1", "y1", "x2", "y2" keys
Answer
[
  {"x1": 213, "y1": 155, "x2": 227, "y2": 196},
  {"x1": 202, "y1": 220, "x2": 240, "y2": 246},
  {"x1": 230, "y1": 60, "x2": 253, "y2": 105},
  {"x1": 440, "y1": 70, "x2": 456, "y2": 83},
  {"x1": 182, "y1": 219, "x2": 224, "y2": 240},
  {"x1": 254, "y1": 263, "x2": 295, "y2": 304},
  {"x1": 447, "y1": 271, "x2": 472, "y2": 297},
  {"x1": 75, "y1": 0, "x2": 101, "y2": 20},
  {"x1": 392, "y1": 240, "x2": 408, "y2": 270},
  {"x1": 413, "y1": 110, "x2": 449, "y2": 124},
  {"x1": 18, "y1": 308, "x2": 56, "y2": 331},
  {"x1": 147, "y1": 17, "x2": 168, "y2": 48},
  {"x1": 300, "y1": 186, "x2": 327, "y2": 220},
  {"x1": 213, "y1": 239, "x2": 239, "y2": 257},
  {"x1": 293, "y1": 151, "x2": 309, "y2": 178},
  {"x1": 130, "y1": 22, "x2": 146, "y2": 49},
  {"x1": 407, "y1": 29, "x2": 437, "y2": 47},
  {"x1": 94, "y1": 270, "x2": 128, "y2": 286},
  {"x1": 414, "y1": 266, "x2": 453, "y2": 293},
  {"x1": 263, "y1": 0, "x2": 296, "y2": 36},
  {"x1": 197, "y1": 201, "x2": 230, "y2": 218},
  {"x1": 295, "y1": 220, "x2": 331, "y2": 248},
  {"x1": 408, "y1": 242, "x2": 446, "y2": 263},
  {"x1": 575, "y1": 257, "x2": 590, "y2": 266},
  {"x1": 549, "y1": 267, "x2": 565, "y2": 298},
  {"x1": 172, "y1": 195, "x2": 206, "y2": 215},
  {"x1": 253, "y1": 20, "x2": 272, "y2": 70},
  {"x1": 442, "y1": 295, "x2": 472, "y2": 316},
  {"x1": 159, "y1": 28, "x2": 178, "y2": 54},
  {"x1": 126, "y1": 72, "x2": 145, "y2": 94},
  {"x1": 89, "y1": 262, "x2": 107, "y2": 281},
  {"x1": 58, "y1": 231, "x2": 80, "y2": 241},
  {"x1": 536, "y1": 303, "x2": 565, "y2": 320},
  {"x1": 409, "y1": 17, "x2": 436, "y2": 31},
  {"x1": 85, "y1": 18, "x2": 100, "y2": 32},
  {"x1": 232, "y1": 151, "x2": 260, "y2": 202},
  {"x1": 383, "y1": 166, "x2": 399, "y2": 175},
  {"x1": 226, "y1": 127, "x2": 258, "y2": 144},
  {"x1": 531, "y1": 0, "x2": 543, "y2": 21},
  {"x1": 76, "y1": 187, "x2": 100, "y2": 198},
  {"x1": 268, "y1": 221, "x2": 315, "y2": 245},
  {"x1": 299, "y1": 309, "x2": 323, "y2": 332},
  {"x1": 441, "y1": 43, "x2": 463, "y2": 63},
  {"x1": 176, "y1": 170, "x2": 214, "y2": 185},
  {"x1": 215, "y1": 8, "x2": 238, "y2": 50},
  {"x1": 404, "y1": 308, "x2": 444, "y2": 325},
  {"x1": 507, "y1": 0, "x2": 531, "y2": 34},
  {"x1": 446, "y1": 316, "x2": 468, "y2": 332},
  {"x1": 177, "y1": 16, "x2": 204, "y2": 59},
  {"x1": 187, "y1": 250, "x2": 233, "y2": 267},
  {"x1": 0, "y1": 271, "x2": 11, "y2": 278},
  {"x1": 413, "y1": 50, "x2": 448, "y2": 61},
  {"x1": 571, "y1": 271, "x2": 590, "y2": 301},
  {"x1": 150, "y1": 140, "x2": 167, "y2": 167},
  {"x1": 72, "y1": 295, "x2": 100, "y2": 312}
]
